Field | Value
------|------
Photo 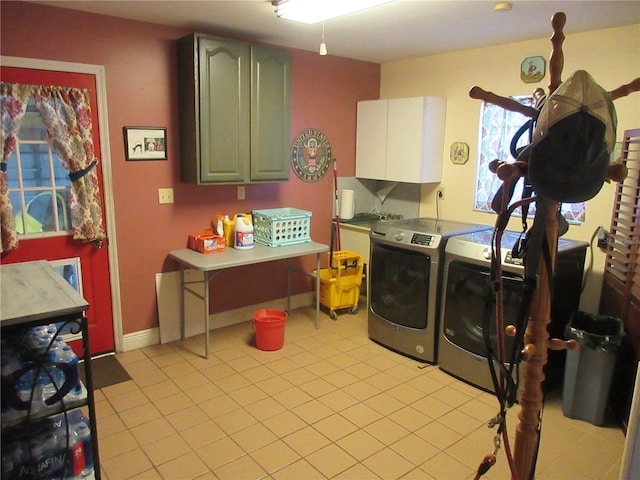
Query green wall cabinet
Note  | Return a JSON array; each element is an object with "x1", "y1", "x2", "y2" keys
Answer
[{"x1": 177, "y1": 33, "x2": 291, "y2": 184}]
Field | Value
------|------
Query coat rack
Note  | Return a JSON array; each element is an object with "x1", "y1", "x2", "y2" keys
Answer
[{"x1": 469, "y1": 12, "x2": 639, "y2": 479}]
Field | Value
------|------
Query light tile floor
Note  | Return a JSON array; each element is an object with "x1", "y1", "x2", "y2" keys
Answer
[{"x1": 94, "y1": 305, "x2": 625, "y2": 479}]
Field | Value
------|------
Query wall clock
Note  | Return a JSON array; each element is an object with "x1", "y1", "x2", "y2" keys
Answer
[
  {"x1": 290, "y1": 128, "x2": 332, "y2": 182},
  {"x1": 450, "y1": 142, "x2": 469, "y2": 165}
]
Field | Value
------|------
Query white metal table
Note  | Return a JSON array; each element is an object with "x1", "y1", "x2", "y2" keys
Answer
[{"x1": 168, "y1": 241, "x2": 329, "y2": 358}]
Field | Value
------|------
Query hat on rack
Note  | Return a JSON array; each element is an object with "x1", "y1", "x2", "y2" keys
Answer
[{"x1": 528, "y1": 70, "x2": 617, "y2": 203}]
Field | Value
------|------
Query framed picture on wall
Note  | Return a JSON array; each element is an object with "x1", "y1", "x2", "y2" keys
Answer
[
  {"x1": 124, "y1": 126, "x2": 167, "y2": 161},
  {"x1": 521, "y1": 56, "x2": 546, "y2": 83}
]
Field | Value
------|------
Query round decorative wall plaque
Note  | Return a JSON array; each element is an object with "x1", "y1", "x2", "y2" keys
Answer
[{"x1": 290, "y1": 128, "x2": 332, "y2": 182}]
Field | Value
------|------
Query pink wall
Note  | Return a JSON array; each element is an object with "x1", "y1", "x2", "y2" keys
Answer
[{"x1": 0, "y1": 1, "x2": 380, "y2": 336}]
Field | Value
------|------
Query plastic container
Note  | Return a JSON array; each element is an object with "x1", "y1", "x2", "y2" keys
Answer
[
  {"x1": 252, "y1": 208, "x2": 311, "y2": 247},
  {"x1": 253, "y1": 309, "x2": 287, "y2": 351},
  {"x1": 212, "y1": 215, "x2": 225, "y2": 237},
  {"x1": 234, "y1": 214, "x2": 254, "y2": 250},
  {"x1": 562, "y1": 311, "x2": 625, "y2": 426},
  {"x1": 222, "y1": 215, "x2": 233, "y2": 246}
]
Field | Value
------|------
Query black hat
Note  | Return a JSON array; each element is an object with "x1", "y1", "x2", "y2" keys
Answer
[{"x1": 528, "y1": 70, "x2": 617, "y2": 203}]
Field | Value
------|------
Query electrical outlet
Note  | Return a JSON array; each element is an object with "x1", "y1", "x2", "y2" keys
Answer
[
  {"x1": 437, "y1": 189, "x2": 444, "y2": 199},
  {"x1": 596, "y1": 226, "x2": 609, "y2": 249},
  {"x1": 237, "y1": 185, "x2": 245, "y2": 200},
  {"x1": 158, "y1": 188, "x2": 174, "y2": 204}
]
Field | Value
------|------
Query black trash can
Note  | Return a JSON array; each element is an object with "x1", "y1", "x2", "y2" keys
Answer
[{"x1": 562, "y1": 311, "x2": 625, "y2": 426}]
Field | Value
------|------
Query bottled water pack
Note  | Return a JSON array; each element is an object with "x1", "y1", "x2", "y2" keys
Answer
[
  {"x1": 1, "y1": 324, "x2": 83, "y2": 422},
  {"x1": 2, "y1": 409, "x2": 95, "y2": 479}
]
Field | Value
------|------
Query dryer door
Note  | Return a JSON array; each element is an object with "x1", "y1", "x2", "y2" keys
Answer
[{"x1": 442, "y1": 261, "x2": 524, "y2": 356}]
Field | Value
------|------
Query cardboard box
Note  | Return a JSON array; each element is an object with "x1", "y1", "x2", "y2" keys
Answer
[{"x1": 188, "y1": 229, "x2": 225, "y2": 254}]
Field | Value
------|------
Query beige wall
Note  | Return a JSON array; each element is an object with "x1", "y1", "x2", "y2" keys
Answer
[{"x1": 380, "y1": 23, "x2": 640, "y2": 313}]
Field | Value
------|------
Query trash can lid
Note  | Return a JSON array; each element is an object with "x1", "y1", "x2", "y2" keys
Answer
[{"x1": 566, "y1": 311, "x2": 625, "y2": 352}]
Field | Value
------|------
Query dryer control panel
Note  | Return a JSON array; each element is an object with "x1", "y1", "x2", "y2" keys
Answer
[{"x1": 411, "y1": 233, "x2": 436, "y2": 247}]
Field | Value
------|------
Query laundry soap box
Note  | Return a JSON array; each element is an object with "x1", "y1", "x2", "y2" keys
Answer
[{"x1": 188, "y1": 228, "x2": 225, "y2": 254}]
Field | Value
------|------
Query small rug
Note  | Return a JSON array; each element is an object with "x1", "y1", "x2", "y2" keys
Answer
[{"x1": 80, "y1": 354, "x2": 132, "y2": 390}]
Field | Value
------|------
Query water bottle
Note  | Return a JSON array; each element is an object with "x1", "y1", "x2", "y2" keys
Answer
[
  {"x1": 1, "y1": 442, "x2": 25, "y2": 479},
  {"x1": 64, "y1": 423, "x2": 86, "y2": 480},
  {"x1": 40, "y1": 350, "x2": 63, "y2": 408},
  {"x1": 1, "y1": 352, "x2": 21, "y2": 422},
  {"x1": 34, "y1": 366, "x2": 50, "y2": 412},
  {"x1": 28, "y1": 438, "x2": 47, "y2": 478},
  {"x1": 60, "y1": 346, "x2": 82, "y2": 402},
  {"x1": 24, "y1": 323, "x2": 58, "y2": 354},
  {"x1": 75, "y1": 419, "x2": 94, "y2": 478},
  {"x1": 16, "y1": 367, "x2": 44, "y2": 414},
  {"x1": 39, "y1": 430, "x2": 66, "y2": 479}
]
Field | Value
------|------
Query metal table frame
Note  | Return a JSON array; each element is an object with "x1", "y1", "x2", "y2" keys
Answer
[{"x1": 168, "y1": 242, "x2": 329, "y2": 358}]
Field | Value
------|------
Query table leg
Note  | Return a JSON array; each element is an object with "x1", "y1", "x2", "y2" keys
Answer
[
  {"x1": 204, "y1": 271, "x2": 210, "y2": 359},
  {"x1": 315, "y1": 253, "x2": 320, "y2": 329},
  {"x1": 179, "y1": 265, "x2": 185, "y2": 341},
  {"x1": 286, "y1": 258, "x2": 291, "y2": 313}
]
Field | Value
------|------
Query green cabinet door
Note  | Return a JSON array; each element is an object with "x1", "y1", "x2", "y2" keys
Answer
[
  {"x1": 198, "y1": 36, "x2": 250, "y2": 183},
  {"x1": 178, "y1": 33, "x2": 291, "y2": 184},
  {"x1": 250, "y1": 44, "x2": 291, "y2": 181}
]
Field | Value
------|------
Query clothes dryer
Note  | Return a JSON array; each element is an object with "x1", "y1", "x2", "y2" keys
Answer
[{"x1": 438, "y1": 229, "x2": 588, "y2": 391}]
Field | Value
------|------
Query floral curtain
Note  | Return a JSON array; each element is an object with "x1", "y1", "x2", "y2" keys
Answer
[
  {"x1": 0, "y1": 83, "x2": 31, "y2": 252},
  {"x1": 33, "y1": 85, "x2": 105, "y2": 244},
  {"x1": 0, "y1": 82, "x2": 105, "y2": 251},
  {"x1": 474, "y1": 97, "x2": 586, "y2": 223}
]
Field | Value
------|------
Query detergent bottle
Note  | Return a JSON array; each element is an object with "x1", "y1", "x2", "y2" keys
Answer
[{"x1": 234, "y1": 214, "x2": 254, "y2": 250}]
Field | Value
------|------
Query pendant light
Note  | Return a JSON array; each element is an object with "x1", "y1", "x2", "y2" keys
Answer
[{"x1": 319, "y1": 22, "x2": 328, "y2": 56}]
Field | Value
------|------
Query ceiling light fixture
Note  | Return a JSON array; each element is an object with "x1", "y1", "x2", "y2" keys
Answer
[
  {"x1": 494, "y1": 2, "x2": 513, "y2": 12},
  {"x1": 273, "y1": 0, "x2": 394, "y2": 24},
  {"x1": 319, "y1": 22, "x2": 328, "y2": 55}
]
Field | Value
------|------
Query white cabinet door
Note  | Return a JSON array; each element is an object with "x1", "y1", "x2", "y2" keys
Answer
[
  {"x1": 387, "y1": 97, "x2": 445, "y2": 183},
  {"x1": 356, "y1": 96, "x2": 446, "y2": 183},
  {"x1": 355, "y1": 100, "x2": 387, "y2": 180}
]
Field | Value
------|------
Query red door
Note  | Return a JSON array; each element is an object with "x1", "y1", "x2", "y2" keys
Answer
[{"x1": 1, "y1": 66, "x2": 115, "y2": 356}]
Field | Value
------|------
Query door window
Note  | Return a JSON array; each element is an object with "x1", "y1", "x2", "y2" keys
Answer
[{"x1": 6, "y1": 99, "x2": 72, "y2": 236}]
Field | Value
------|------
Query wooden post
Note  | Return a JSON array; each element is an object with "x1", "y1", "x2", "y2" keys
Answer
[
  {"x1": 468, "y1": 10, "x2": 637, "y2": 479},
  {"x1": 513, "y1": 202, "x2": 558, "y2": 480},
  {"x1": 512, "y1": 13, "x2": 566, "y2": 480}
]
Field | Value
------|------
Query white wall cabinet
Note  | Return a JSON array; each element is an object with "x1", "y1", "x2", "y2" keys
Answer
[{"x1": 356, "y1": 96, "x2": 446, "y2": 183}]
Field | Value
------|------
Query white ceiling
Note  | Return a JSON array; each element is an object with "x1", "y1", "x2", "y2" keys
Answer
[{"x1": 27, "y1": 0, "x2": 640, "y2": 63}]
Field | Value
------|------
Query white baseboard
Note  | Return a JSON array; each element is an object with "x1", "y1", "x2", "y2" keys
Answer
[
  {"x1": 121, "y1": 328, "x2": 160, "y2": 352},
  {"x1": 121, "y1": 292, "x2": 313, "y2": 352}
]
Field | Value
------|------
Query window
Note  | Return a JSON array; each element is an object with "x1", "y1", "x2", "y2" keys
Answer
[
  {"x1": 474, "y1": 96, "x2": 586, "y2": 223},
  {"x1": 50, "y1": 257, "x2": 84, "y2": 340},
  {"x1": 6, "y1": 99, "x2": 72, "y2": 236}
]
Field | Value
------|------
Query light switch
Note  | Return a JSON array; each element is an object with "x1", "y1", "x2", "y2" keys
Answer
[
  {"x1": 237, "y1": 185, "x2": 245, "y2": 200},
  {"x1": 158, "y1": 188, "x2": 174, "y2": 204}
]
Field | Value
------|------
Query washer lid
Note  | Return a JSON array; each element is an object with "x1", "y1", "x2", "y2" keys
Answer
[
  {"x1": 466, "y1": 229, "x2": 589, "y2": 253},
  {"x1": 372, "y1": 217, "x2": 491, "y2": 238}
]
